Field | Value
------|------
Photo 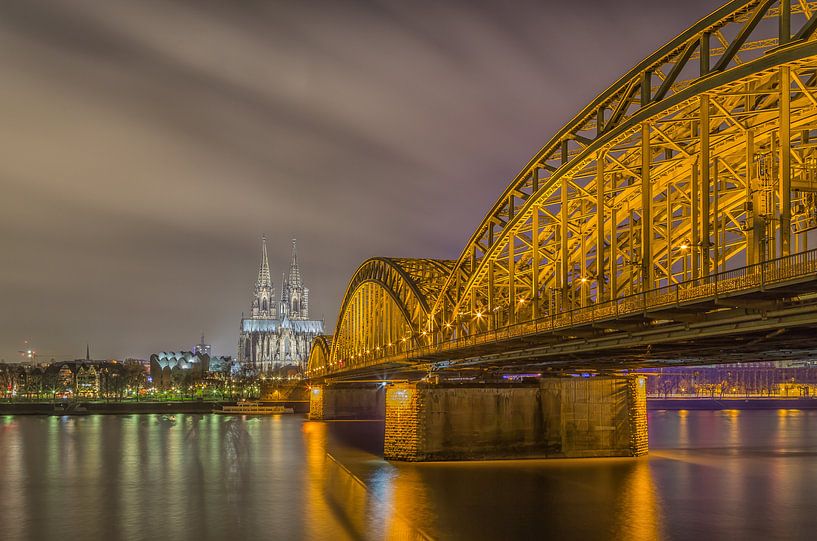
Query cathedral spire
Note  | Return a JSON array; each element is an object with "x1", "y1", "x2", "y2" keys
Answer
[
  {"x1": 257, "y1": 235, "x2": 271, "y2": 288},
  {"x1": 85, "y1": 343, "x2": 90, "y2": 362},
  {"x1": 288, "y1": 238, "x2": 302, "y2": 288},
  {"x1": 251, "y1": 235, "x2": 275, "y2": 318}
]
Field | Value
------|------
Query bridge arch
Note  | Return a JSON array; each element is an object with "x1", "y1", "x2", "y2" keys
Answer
[
  {"x1": 307, "y1": 258, "x2": 454, "y2": 377},
  {"x1": 306, "y1": 335, "x2": 332, "y2": 375}
]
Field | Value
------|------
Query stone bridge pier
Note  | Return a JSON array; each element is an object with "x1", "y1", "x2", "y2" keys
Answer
[
  {"x1": 309, "y1": 375, "x2": 647, "y2": 461},
  {"x1": 383, "y1": 375, "x2": 648, "y2": 461},
  {"x1": 308, "y1": 383, "x2": 385, "y2": 420}
]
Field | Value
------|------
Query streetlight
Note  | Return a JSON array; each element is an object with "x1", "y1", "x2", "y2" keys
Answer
[{"x1": 679, "y1": 239, "x2": 690, "y2": 282}]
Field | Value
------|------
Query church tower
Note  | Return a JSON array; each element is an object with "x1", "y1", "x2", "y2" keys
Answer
[
  {"x1": 251, "y1": 236, "x2": 276, "y2": 318},
  {"x1": 281, "y1": 239, "x2": 309, "y2": 320}
]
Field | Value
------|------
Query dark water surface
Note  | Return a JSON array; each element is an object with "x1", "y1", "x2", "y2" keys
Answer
[{"x1": 1, "y1": 410, "x2": 816, "y2": 541}]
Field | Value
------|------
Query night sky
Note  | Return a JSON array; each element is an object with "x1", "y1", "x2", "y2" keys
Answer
[{"x1": 0, "y1": 0, "x2": 721, "y2": 362}]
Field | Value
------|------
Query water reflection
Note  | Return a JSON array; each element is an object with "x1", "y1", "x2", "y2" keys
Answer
[
  {"x1": 1, "y1": 411, "x2": 817, "y2": 541},
  {"x1": 612, "y1": 459, "x2": 665, "y2": 541}
]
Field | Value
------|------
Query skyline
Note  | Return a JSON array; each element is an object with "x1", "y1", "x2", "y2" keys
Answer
[{"x1": 0, "y1": 0, "x2": 721, "y2": 361}]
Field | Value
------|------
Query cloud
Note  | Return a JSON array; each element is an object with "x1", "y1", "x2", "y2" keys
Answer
[{"x1": 0, "y1": 0, "x2": 721, "y2": 360}]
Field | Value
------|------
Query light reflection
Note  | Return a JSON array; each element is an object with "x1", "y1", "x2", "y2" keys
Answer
[
  {"x1": 677, "y1": 409, "x2": 688, "y2": 447},
  {"x1": 2, "y1": 411, "x2": 816, "y2": 539},
  {"x1": 612, "y1": 459, "x2": 665, "y2": 541},
  {"x1": 302, "y1": 421, "x2": 339, "y2": 540}
]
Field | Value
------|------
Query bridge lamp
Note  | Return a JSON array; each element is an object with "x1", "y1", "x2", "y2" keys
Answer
[
  {"x1": 679, "y1": 241, "x2": 690, "y2": 251},
  {"x1": 421, "y1": 330, "x2": 427, "y2": 336}
]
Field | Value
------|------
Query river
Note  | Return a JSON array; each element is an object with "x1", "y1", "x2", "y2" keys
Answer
[{"x1": 0, "y1": 410, "x2": 815, "y2": 540}]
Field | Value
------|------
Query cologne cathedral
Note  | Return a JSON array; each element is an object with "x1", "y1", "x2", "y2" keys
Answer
[{"x1": 238, "y1": 237, "x2": 323, "y2": 373}]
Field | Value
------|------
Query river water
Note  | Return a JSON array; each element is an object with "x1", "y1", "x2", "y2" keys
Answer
[{"x1": 0, "y1": 410, "x2": 816, "y2": 541}]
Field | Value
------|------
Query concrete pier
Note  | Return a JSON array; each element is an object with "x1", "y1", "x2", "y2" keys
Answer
[
  {"x1": 383, "y1": 375, "x2": 647, "y2": 461},
  {"x1": 308, "y1": 384, "x2": 385, "y2": 420}
]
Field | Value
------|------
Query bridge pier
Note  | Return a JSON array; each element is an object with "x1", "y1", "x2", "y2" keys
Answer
[
  {"x1": 384, "y1": 375, "x2": 647, "y2": 461},
  {"x1": 308, "y1": 384, "x2": 385, "y2": 420}
]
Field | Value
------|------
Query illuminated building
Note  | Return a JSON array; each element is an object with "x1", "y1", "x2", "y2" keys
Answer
[
  {"x1": 193, "y1": 333, "x2": 211, "y2": 356},
  {"x1": 149, "y1": 350, "x2": 233, "y2": 388},
  {"x1": 76, "y1": 365, "x2": 99, "y2": 397},
  {"x1": 238, "y1": 237, "x2": 323, "y2": 373}
]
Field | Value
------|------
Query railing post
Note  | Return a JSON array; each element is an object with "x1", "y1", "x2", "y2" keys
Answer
[{"x1": 760, "y1": 259, "x2": 765, "y2": 291}]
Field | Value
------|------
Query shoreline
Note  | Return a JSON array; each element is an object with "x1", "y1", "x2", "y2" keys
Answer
[
  {"x1": 0, "y1": 400, "x2": 310, "y2": 415},
  {"x1": 647, "y1": 397, "x2": 817, "y2": 410},
  {"x1": 6, "y1": 398, "x2": 817, "y2": 414}
]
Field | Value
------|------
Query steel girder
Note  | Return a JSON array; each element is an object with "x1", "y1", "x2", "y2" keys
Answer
[
  {"x1": 307, "y1": 258, "x2": 453, "y2": 376},
  {"x1": 310, "y1": 1, "x2": 817, "y2": 380},
  {"x1": 306, "y1": 335, "x2": 332, "y2": 375}
]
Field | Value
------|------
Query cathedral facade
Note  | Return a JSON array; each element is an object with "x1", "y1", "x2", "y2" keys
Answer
[{"x1": 238, "y1": 237, "x2": 323, "y2": 373}]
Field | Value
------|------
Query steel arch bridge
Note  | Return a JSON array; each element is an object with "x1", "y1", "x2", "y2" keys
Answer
[{"x1": 309, "y1": 0, "x2": 817, "y2": 381}]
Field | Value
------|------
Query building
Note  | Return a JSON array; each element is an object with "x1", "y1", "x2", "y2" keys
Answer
[
  {"x1": 76, "y1": 365, "x2": 99, "y2": 397},
  {"x1": 149, "y1": 350, "x2": 233, "y2": 389},
  {"x1": 193, "y1": 333, "x2": 211, "y2": 356},
  {"x1": 237, "y1": 237, "x2": 323, "y2": 373}
]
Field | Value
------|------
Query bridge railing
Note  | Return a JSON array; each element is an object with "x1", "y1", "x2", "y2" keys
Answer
[
  {"x1": 313, "y1": 248, "x2": 817, "y2": 377},
  {"x1": 430, "y1": 248, "x2": 817, "y2": 356}
]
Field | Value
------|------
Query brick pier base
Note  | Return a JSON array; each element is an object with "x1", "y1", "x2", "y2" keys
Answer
[
  {"x1": 308, "y1": 384, "x2": 385, "y2": 420},
  {"x1": 384, "y1": 375, "x2": 648, "y2": 461}
]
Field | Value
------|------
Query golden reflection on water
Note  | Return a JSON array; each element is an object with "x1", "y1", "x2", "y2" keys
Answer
[
  {"x1": 612, "y1": 459, "x2": 665, "y2": 541},
  {"x1": 302, "y1": 420, "x2": 429, "y2": 540},
  {"x1": 302, "y1": 421, "x2": 346, "y2": 540}
]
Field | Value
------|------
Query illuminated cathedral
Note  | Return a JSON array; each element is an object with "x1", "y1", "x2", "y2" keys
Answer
[{"x1": 238, "y1": 237, "x2": 323, "y2": 373}]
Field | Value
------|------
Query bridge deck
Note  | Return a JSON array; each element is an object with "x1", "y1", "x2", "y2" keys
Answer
[{"x1": 316, "y1": 249, "x2": 817, "y2": 380}]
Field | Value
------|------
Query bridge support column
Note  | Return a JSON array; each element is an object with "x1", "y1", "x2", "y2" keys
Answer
[
  {"x1": 308, "y1": 384, "x2": 385, "y2": 421},
  {"x1": 384, "y1": 375, "x2": 647, "y2": 461}
]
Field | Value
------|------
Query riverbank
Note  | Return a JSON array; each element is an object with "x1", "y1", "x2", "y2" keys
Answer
[
  {"x1": 0, "y1": 400, "x2": 309, "y2": 415},
  {"x1": 647, "y1": 397, "x2": 817, "y2": 410}
]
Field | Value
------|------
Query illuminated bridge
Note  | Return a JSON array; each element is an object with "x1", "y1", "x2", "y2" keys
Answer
[{"x1": 306, "y1": 1, "x2": 817, "y2": 461}]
